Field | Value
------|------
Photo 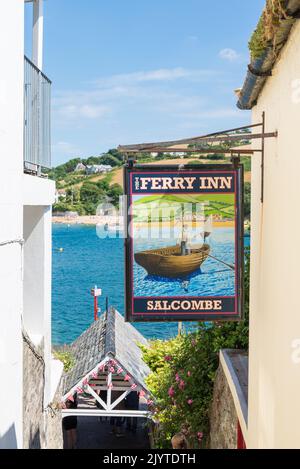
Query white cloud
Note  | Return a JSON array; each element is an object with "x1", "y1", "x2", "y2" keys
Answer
[
  {"x1": 93, "y1": 67, "x2": 216, "y2": 87},
  {"x1": 57, "y1": 103, "x2": 110, "y2": 120},
  {"x1": 219, "y1": 48, "x2": 240, "y2": 62},
  {"x1": 52, "y1": 67, "x2": 218, "y2": 123}
]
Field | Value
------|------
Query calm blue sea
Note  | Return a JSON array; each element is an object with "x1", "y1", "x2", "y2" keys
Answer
[
  {"x1": 52, "y1": 224, "x2": 250, "y2": 345},
  {"x1": 134, "y1": 227, "x2": 235, "y2": 297}
]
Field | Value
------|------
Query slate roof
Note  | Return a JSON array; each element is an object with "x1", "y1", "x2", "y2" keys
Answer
[{"x1": 61, "y1": 308, "x2": 150, "y2": 396}]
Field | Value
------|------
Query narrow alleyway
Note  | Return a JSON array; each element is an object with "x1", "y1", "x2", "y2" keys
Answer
[{"x1": 64, "y1": 417, "x2": 150, "y2": 449}]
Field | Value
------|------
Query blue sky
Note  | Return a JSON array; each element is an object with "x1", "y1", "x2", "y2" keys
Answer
[{"x1": 25, "y1": 0, "x2": 265, "y2": 167}]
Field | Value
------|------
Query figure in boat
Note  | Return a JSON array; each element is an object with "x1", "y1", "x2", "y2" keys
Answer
[{"x1": 134, "y1": 216, "x2": 213, "y2": 278}]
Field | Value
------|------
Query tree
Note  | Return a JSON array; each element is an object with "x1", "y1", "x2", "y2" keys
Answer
[
  {"x1": 80, "y1": 182, "x2": 104, "y2": 205},
  {"x1": 107, "y1": 183, "x2": 123, "y2": 206},
  {"x1": 100, "y1": 154, "x2": 122, "y2": 167},
  {"x1": 206, "y1": 153, "x2": 225, "y2": 160},
  {"x1": 108, "y1": 148, "x2": 124, "y2": 162}
]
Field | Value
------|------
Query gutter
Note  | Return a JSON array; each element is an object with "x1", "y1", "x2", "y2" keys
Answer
[{"x1": 237, "y1": 0, "x2": 300, "y2": 110}]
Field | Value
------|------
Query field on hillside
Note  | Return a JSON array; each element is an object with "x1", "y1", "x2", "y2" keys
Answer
[{"x1": 132, "y1": 193, "x2": 235, "y2": 222}]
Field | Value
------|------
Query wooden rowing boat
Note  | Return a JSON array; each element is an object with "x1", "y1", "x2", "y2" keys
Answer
[{"x1": 134, "y1": 244, "x2": 210, "y2": 278}]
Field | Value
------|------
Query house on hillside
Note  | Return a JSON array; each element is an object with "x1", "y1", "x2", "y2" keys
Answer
[
  {"x1": 86, "y1": 164, "x2": 113, "y2": 175},
  {"x1": 211, "y1": 0, "x2": 300, "y2": 449},
  {"x1": 0, "y1": 0, "x2": 63, "y2": 449},
  {"x1": 74, "y1": 162, "x2": 86, "y2": 172},
  {"x1": 54, "y1": 189, "x2": 67, "y2": 203}
]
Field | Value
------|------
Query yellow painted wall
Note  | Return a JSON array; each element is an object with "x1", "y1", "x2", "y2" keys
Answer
[{"x1": 248, "y1": 20, "x2": 300, "y2": 448}]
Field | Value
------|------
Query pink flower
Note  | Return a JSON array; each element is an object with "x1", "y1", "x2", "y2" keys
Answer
[
  {"x1": 124, "y1": 374, "x2": 131, "y2": 381},
  {"x1": 109, "y1": 367, "x2": 115, "y2": 373},
  {"x1": 147, "y1": 399, "x2": 154, "y2": 406},
  {"x1": 187, "y1": 399, "x2": 193, "y2": 405},
  {"x1": 175, "y1": 373, "x2": 180, "y2": 382},
  {"x1": 131, "y1": 383, "x2": 137, "y2": 390},
  {"x1": 168, "y1": 386, "x2": 175, "y2": 397},
  {"x1": 164, "y1": 355, "x2": 172, "y2": 362},
  {"x1": 187, "y1": 371, "x2": 191, "y2": 377},
  {"x1": 197, "y1": 432, "x2": 204, "y2": 441},
  {"x1": 179, "y1": 380, "x2": 185, "y2": 390}
]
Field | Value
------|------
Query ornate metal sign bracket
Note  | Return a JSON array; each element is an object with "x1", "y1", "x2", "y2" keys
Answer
[{"x1": 118, "y1": 112, "x2": 278, "y2": 203}]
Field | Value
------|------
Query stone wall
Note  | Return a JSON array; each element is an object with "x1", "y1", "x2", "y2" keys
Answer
[
  {"x1": 209, "y1": 364, "x2": 237, "y2": 449},
  {"x1": 23, "y1": 332, "x2": 63, "y2": 449}
]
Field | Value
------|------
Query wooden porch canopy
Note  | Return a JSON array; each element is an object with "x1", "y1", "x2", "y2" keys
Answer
[{"x1": 61, "y1": 308, "x2": 152, "y2": 419}]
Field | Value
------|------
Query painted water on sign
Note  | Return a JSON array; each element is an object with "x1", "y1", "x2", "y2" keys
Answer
[{"x1": 133, "y1": 226, "x2": 235, "y2": 297}]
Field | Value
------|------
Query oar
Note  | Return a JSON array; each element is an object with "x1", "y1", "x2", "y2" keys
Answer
[{"x1": 207, "y1": 254, "x2": 235, "y2": 271}]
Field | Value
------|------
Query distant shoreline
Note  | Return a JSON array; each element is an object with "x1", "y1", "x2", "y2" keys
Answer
[
  {"x1": 52, "y1": 215, "x2": 114, "y2": 226},
  {"x1": 52, "y1": 215, "x2": 234, "y2": 229}
]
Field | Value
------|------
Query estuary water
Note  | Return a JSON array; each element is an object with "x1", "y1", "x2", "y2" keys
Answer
[{"x1": 52, "y1": 224, "x2": 250, "y2": 345}]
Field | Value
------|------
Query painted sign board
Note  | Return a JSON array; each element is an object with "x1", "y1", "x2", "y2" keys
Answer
[{"x1": 124, "y1": 164, "x2": 244, "y2": 322}]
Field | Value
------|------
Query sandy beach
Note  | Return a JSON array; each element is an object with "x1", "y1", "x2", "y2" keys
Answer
[
  {"x1": 52, "y1": 215, "x2": 234, "y2": 229},
  {"x1": 52, "y1": 215, "x2": 113, "y2": 225}
]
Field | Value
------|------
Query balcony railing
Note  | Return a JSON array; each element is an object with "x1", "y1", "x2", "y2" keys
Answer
[{"x1": 24, "y1": 56, "x2": 51, "y2": 174}]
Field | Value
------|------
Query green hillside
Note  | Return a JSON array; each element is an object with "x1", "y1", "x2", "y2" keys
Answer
[{"x1": 132, "y1": 193, "x2": 235, "y2": 222}]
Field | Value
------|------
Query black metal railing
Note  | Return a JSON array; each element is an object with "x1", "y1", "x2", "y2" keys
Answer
[{"x1": 24, "y1": 56, "x2": 51, "y2": 173}]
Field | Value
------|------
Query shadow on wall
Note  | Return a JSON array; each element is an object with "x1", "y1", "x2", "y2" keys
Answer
[
  {"x1": 29, "y1": 427, "x2": 41, "y2": 449},
  {"x1": 0, "y1": 424, "x2": 18, "y2": 449}
]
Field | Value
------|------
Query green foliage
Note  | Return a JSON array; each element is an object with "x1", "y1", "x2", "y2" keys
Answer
[
  {"x1": 107, "y1": 183, "x2": 123, "y2": 206},
  {"x1": 80, "y1": 182, "x2": 104, "y2": 204},
  {"x1": 241, "y1": 156, "x2": 251, "y2": 172},
  {"x1": 54, "y1": 349, "x2": 75, "y2": 372},
  {"x1": 248, "y1": 0, "x2": 289, "y2": 59},
  {"x1": 107, "y1": 148, "x2": 124, "y2": 162},
  {"x1": 249, "y1": 14, "x2": 267, "y2": 60},
  {"x1": 99, "y1": 154, "x2": 122, "y2": 167},
  {"x1": 244, "y1": 182, "x2": 251, "y2": 218},
  {"x1": 53, "y1": 202, "x2": 86, "y2": 215},
  {"x1": 141, "y1": 251, "x2": 250, "y2": 448},
  {"x1": 205, "y1": 153, "x2": 225, "y2": 160}
]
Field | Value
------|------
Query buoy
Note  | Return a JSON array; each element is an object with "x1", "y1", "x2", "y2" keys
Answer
[{"x1": 59, "y1": 247, "x2": 64, "y2": 252}]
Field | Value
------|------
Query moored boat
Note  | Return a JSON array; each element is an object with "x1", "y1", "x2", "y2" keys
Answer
[{"x1": 134, "y1": 243, "x2": 210, "y2": 278}]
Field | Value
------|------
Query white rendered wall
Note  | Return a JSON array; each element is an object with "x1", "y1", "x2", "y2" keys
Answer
[
  {"x1": 23, "y1": 205, "x2": 54, "y2": 408},
  {"x1": 0, "y1": 0, "x2": 24, "y2": 449},
  {"x1": 248, "y1": 21, "x2": 300, "y2": 448}
]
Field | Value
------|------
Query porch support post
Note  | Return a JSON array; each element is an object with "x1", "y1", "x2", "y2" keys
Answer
[{"x1": 107, "y1": 372, "x2": 112, "y2": 409}]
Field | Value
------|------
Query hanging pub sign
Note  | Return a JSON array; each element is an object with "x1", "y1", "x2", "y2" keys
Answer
[{"x1": 124, "y1": 164, "x2": 244, "y2": 322}]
